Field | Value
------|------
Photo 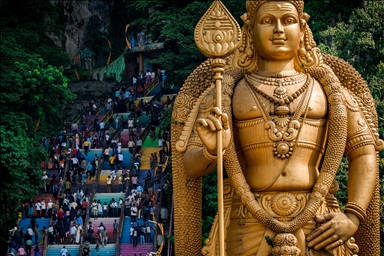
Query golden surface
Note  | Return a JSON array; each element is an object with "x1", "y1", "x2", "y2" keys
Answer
[{"x1": 172, "y1": 0, "x2": 382, "y2": 255}]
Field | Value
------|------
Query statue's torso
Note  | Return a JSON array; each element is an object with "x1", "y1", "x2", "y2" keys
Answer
[{"x1": 232, "y1": 75, "x2": 328, "y2": 192}]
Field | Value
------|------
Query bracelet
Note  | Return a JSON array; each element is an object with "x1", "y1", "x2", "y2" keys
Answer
[
  {"x1": 344, "y1": 202, "x2": 367, "y2": 222},
  {"x1": 202, "y1": 146, "x2": 217, "y2": 162}
]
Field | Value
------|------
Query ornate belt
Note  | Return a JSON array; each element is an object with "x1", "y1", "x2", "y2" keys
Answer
[{"x1": 231, "y1": 191, "x2": 319, "y2": 222}]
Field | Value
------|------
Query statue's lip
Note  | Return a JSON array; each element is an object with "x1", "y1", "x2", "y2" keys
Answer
[{"x1": 269, "y1": 38, "x2": 287, "y2": 44}]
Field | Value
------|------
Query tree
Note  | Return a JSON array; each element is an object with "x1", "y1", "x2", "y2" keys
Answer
[{"x1": 0, "y1": 1, "x2": 75, "y2": 252}]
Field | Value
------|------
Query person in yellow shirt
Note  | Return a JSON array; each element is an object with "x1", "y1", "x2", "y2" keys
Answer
[{"x1": 83, "y1": 140, "x2": 89, "y2": 156}]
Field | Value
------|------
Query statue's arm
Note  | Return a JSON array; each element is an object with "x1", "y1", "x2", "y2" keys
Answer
[
  {"x1": 345, "y1": 144, "x2": 377, "y2": 223},
  {"x1": 343, "y1": 87, "x2": 377, "y2": 217},
  {"x1": 307, "y1": 88, "x2": 377, "y2": 251},
  {"x1": 184, "y1": 145, "x2": 218, "y2": 180},
  {"x1": 183, "y1": 106, "x2": 231, "y2": 179}
]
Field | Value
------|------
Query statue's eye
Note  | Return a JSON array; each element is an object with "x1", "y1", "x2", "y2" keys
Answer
[
  {"x1": 261, "y1": 18, "x2": 272, "y2": 24},
  {"x1": 285, "y1": 17, "x2": 296, "y2": 24}
]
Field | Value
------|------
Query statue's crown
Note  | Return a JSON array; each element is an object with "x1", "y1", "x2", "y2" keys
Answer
[{"x1": 245, "y1": 0, "x2": 305, "y2": 22}]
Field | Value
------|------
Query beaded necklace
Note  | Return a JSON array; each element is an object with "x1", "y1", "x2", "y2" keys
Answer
[
  {"x1": 244, "y1": 74, "x2": 313, "y2": 159},
  {"x1": 245, "y1": 74, "x2": 310, "y2": 116},
  {"x1": 247, "y1": 73, "x2": 307, "y2": 100}
]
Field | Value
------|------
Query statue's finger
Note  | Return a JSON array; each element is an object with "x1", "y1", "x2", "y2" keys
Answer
[
  {"x1": 211, "y1": 107, "x2": 222, "y2": 116},
  {"x1": 196, "y1": 119, "x2": 208, "y2": 127},
  {"x1": 325, "y1": 239, "x2": 344, "y2": 251},
  {"x1": 313, "y1": 234, "x2": 339, "y2": 251},
  {"x1": 308, "y1": 229, "x2": 335, "y2": 249},
  {"x1": 207, "y1": 115, "x2": 222, "y2": 130},
  {"x1": 307, "y1": 220, "x2": 333, "y2": 241},
  {"x1": 205, "y1": 119, "x2": 216, "y2": 131},
  {"x1": 221, "y1": 113, "x2": 229, "y2": 130}
]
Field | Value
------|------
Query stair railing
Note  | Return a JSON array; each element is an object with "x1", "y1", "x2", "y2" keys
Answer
[
  {"x1": 143, "y1": 77, "x2": 160, "y2": 97},
  {"x1": 43, "y1": 230, "x2": 48, "y2": 256},
  {"x1": 116, "y1": 203, "x2": 125, "y2": 256}
]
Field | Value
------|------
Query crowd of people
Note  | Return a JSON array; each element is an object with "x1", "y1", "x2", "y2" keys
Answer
[{"x1": 9, "y1": 76, "x2": 174, "y2": 256}]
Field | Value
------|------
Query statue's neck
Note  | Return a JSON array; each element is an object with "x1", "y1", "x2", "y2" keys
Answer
[{"x1": 257, "y1": 58, "x2": 298, "y2": 77}]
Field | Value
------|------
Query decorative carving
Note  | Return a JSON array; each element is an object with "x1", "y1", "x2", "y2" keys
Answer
[
  {"x1": 270, "y1": 233, "x2": 301, "y2": 256},
  {"x1": 271, "y1": 193, "x2": 298, "y2": 217},
  {"x1": 195, "y1": 0, "x2": 242, "y2": 58}
]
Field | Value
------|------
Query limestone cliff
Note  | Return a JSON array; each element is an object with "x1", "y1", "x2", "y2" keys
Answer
[{"x1": 49, "y1": 0, "x2": 110, "y2": 61}]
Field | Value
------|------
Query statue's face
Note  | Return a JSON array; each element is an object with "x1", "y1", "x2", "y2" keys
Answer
[{"x1": 253, "y1": 1, "x2": 302, "y2": 61}]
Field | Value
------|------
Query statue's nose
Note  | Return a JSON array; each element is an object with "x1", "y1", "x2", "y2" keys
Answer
[{"x1": 273, "y1": 20, "x2": 284, "y2": 34}]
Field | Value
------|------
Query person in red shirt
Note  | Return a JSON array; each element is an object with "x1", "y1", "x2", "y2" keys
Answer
[
  {"x1": 82, "y1": 199, "x2": 88, "y2": 210},
  {"x1": 57, "y1": 207, "x2": 65, "y2": 220}
]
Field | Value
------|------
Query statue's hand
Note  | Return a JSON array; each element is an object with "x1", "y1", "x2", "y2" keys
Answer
[
  {"x1": 307, "y1": 212, "x2": 359, "y2": 251},
  {"x1": 196, "y1": 107, "x2": 231, "y2": 155}
]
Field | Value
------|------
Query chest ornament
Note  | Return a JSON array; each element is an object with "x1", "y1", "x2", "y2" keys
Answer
[{"x1": 245, "y1": 73, "x2": 313, "y2": 159}]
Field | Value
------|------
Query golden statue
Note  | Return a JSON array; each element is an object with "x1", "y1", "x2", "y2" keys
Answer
[{"x1": 171, "y1": 0, "x2": 383, "y2": 255}]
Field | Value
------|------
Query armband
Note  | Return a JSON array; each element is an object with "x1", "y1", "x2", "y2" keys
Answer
[
  {"x1": 202, "y1": 146, "x2": 217, "y2": 162},
  {"x1": 344, "y1": 202, "x2": 367, "y2": 222}
]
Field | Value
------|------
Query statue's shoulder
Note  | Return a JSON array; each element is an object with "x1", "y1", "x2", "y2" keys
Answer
[{"x1": 321, "y1": 54, "x2": 384, "y2": 151}]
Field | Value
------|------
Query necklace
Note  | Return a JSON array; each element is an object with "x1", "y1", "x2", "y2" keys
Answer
[
  {"x1": 247, "y1": 73, "x2": 307, "y2": 99},
  {"x1": 244, "y1": 74, "x2": 313, "y2": 159},
  {"x1": 245, "y1": 74, "x2": 310, "y2": 116}
]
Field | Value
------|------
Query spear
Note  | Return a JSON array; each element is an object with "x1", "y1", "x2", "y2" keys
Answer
[{"x1": 194, "y1": 0, "x2": 241, "y2": 254}]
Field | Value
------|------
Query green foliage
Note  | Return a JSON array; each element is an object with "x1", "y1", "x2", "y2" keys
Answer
[
  {"x1": 0, "y1": 1, "x2": 75, "y2": 251},
  {"x1": 160, "y1": 105, "x2": 173, "y2": 131},
  {"x1": 202, "y1": 169, "x2": 218, "y2": 245},
  {"x1": 305, "y1": 0, "x2": 361, "y2": 41},
  {"x1": 0, "y1": 0, "x2": 70, "y2": 68}
]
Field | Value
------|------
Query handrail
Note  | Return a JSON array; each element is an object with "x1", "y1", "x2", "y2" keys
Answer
[
  {"x1": 116, "y1": 206, "x2": 125, "y2": 256},
  {"x1": 140, "y1": 120, "x2": 152, "y2": 142},
  {"x1": 102, "y1": 108, "x2": 115, "y2": 125},
  {"x1": 143, "y1": 77, "x2": 160, "y2": 97},
  {"x1": 111, "y1": 120, "x2": 124, "y2": 140},
  {"x1": 43, "y1": 230, "x2": 48, "y2": 256},
  {"x1": 79, "y1": 232, "x2": 83, "y2": 256},
  {"x1": 88, "y1": 108, "x2": 114, "y2": 133}
]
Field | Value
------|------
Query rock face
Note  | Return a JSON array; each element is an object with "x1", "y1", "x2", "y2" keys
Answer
[{"x1": 49, "y1": 0, "x2": 110, "y2": 60}]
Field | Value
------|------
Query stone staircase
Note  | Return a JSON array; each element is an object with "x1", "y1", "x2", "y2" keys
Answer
[
  {"x1": 120, "y1": 244, "x2": 153, "y2": 256},
  {"x1": 45, "y1": 244, "x2": 79, "y2": 256},
  {"x1": 18, "y1": 218, "x2": 50, "y2": 244},
  {"x1": 139, "y1": 147, "x2": 158, "y2": 170},
  {"x1": 88, "y1": 218, "x2": 120, "y2": 244},
  {"x1": 98, "y1": 170, "x2": 124, "y2": 193}
]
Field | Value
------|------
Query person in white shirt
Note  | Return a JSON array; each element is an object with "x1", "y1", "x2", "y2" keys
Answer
[
  {"x1": 41, "y1": 199, "x2": 46, "y2": 218},
  {"x1": 110, "y1": 170, "x2": 117, "y2": 181},
  {"x1": 130, "y1": 226, "x2": 135, "y2": 243},
  {"x1": 136, "y1": 138, "x2": 142, "y2": 151},
  {"x1": 47, "y1": 199, "x2": 53, "y2": 218},
  {"x1": 128, "y1": 140, "x2": 135, "y2": 154},
  {"x1": 60, "y1": 246, "x2": 68, "y2": 256},
  {"x1": 117, "y1": 141, "x2": 122, "y2": 154},
  {"x1": 131, "y1": 188, "x2": 137, "y2": 198},
  {"x1": 35, "y1": 200, "x2": 42, "y2": 218},
  {"x1": 27, "y1": 226, "x2": 34, "y2": 236},
  {"x1": 117, "y1": 153, "x2": 123, "y2": 169},
  {"x1": 130, "y1": 205, "x2": 138, "y2": 223},
  {"x1": 128, "y1": 118, "x2": 134, "y2": 134},
  {"x1": 99, "y1": 121, "x2": 105, "y2": 133},
  {"x1": 70, "y1": 225, "x2": 77, "y2": 243}
]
